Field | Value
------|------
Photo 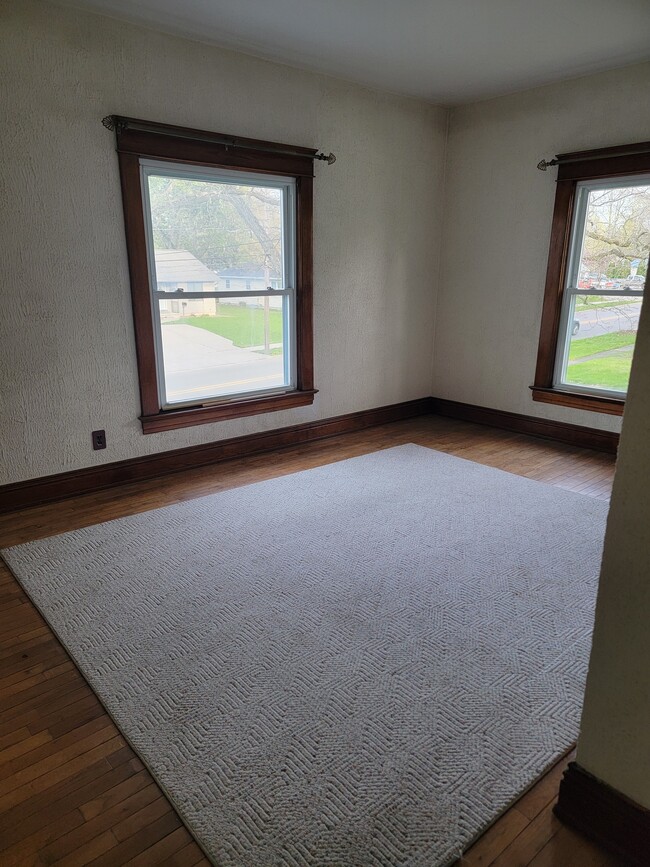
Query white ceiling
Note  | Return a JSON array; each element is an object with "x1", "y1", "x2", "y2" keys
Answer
[{"x1": 59, "y1": 0, "x2": 650, "y2": 104}]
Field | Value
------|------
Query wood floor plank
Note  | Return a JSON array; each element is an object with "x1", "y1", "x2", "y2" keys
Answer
[
  {"x1": 0, "y1": 756, "x2": 142, "y2": 841},
  {"x1": 111, "y1": 795, "x2": 176, "y2": 843},
  {"x1": 0, "y1": 628, "x2": 51, "y2": 660},
  {"x1": 0, "y1": 806, "x2": 86, "y2": 866},
  {"x1": 460, "y1": 805, "x2": 530, "y2": 865},
  {"x1": 0, "y1": 730, "x2": 52, "y2": 767},
  {"x1": 87, "y1": 811, "x2": 183, "y2": 867},
  {"x1": 107, "y1": 745, "x2": 141, "y2": 769},
  {"x1": 0, "y1": 760, "x2": 144, "y2": 849},
  {"x1": 158, "y1": 842, "x2": 210, "y2": 866},
  {"x1": 0, "y1": 735, "x2": 126, "y2": 813},
  {"x1": 50, "y1": 829, "x2": 120, "y2": 867},
  {"x1": 0, "y1": 415, "x2": 617, "y2": 866},
  {"x1": 0, "y1": 659, "x2": 73, "y2": 694},
  {"x1": 26, "y1": 692, "x2": 104, "y2": 737},
  {"x1": 46, "y1": 697, "x2": 107, "y2": 739},
  {"x1": 515, "y1": 750, "x2": 575, "y2": 822},
  {"x1": 489, "y1": 799, "x2": 561, "y2": 867},
  {"x1": 34, "y1": 784, "x2": 162, "y2": 863},
  {"x1": 1, "y1": 666, "x2": 83, "y2": 714},
  {"x1": 123, "y1": 827, "x2": 195, "y2": 867},
  {"x1": 0, "y1": 726, "x2": 31, "y2": 753},
  {"x1": 0, "y1": 686, "x2": 91, "y2": 738},
  {"x1": 80, "y1": 769, "x2": 154, "y2": 821},
  {"x1": 0, "y1": 720, "x2": 118, "y2": 793},
  {"x1": 527, "y1": 824, "x2": 622, "y2": 867},
  {"x1": 0, "y1": 717, "x2": 115, "y2": 785}
]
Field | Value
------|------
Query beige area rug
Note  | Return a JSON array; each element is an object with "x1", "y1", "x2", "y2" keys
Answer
[{"x1": 1, "y1": 445, "x2": 608, "y2": 866}]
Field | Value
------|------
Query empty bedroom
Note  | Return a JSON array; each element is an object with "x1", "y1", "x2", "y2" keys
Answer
[{"x1": 1, "y1": 0, "x2": 649, "y2": 865}]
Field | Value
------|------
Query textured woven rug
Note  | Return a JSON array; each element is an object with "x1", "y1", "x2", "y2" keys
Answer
[{"x1": 1, "y1": 445, "x2": 607, "y2": 866}]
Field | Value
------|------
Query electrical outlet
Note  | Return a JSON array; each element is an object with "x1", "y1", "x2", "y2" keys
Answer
[{"x1": 92, "y1": 429, "x2": 106, "y2": 450}]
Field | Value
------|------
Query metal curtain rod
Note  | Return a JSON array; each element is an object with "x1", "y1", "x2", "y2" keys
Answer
[
  {"x1": 102, "y1": 115, "x2": 336, "y2": 164},
  {"x1": 537, "y1": 144, "x2": 650, "y2": 171}
]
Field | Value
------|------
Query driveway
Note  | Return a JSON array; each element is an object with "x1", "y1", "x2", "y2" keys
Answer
[{"x1": 161, "y1": 324, "x2": 285, "y2": 403}]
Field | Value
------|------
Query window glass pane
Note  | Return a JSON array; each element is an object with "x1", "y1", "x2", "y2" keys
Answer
[
  {"x1": 557, "y1": 178, "x2": 649, "y2": 396},
  {"x1": 147, "y1": 174, "x2": 285, "y2": 290},
  {"x1": 143, "y1": 167, "x2": 294, "y2": 406},
  {"x1": 159, "y1": 296, "x2": 289, "y2": 405},
  {"x1": 576, "y1": 184, "x2": 649, "y2": 291},
  {"x1": 564, "y1": 295, "x2": 642, "y2": 393}
]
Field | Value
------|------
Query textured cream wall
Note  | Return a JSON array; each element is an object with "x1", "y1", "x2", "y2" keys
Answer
[
  {"x1": 433, "y1": 62, "x2": 650, "y2": 431},
  {"x1": 0, "y1": 0, "x2": 447, "y2": 484},
  {"x1": 576, "y1": 290, "x2": 650, "y2": 809}
]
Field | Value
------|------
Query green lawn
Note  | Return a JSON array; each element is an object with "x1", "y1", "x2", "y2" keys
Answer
[
  {"x1": 168, "y1": 308, "x2": 283, "y2": 348},
  {"x1": 565, "y1": 350, "x2": 634, "y2": 391},
  {"x1": 569, "y1": 331, "x2": 636, "y2": 360}
]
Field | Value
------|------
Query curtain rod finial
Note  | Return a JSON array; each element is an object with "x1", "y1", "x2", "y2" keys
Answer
[
  {"x1": 316, "y1": 151, "x2": 336, "y2": 165},
  {"x1": 537, "y1": 159, "x2": 550, "y2": 171},
  {"x1": 102, "y1": 115, "x2": 129, "y2": 134}
]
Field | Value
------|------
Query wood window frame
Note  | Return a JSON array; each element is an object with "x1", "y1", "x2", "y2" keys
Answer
[
  {"x1": 113, "y1": 118, "x2": 317, "y2": 434},
  {"x1": 532, "y1": 141, "x2": 650, "y2": 416}
]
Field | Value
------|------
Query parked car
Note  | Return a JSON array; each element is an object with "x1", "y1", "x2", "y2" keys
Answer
[
  {"x1": 622, "y1": 275, "x2": 645, "y2": 289},
  {"x1": 572, "y1": 320, "x2": 580, "y2": 336},
  {"x1": 578, "y1": 273, "x2": 608, "y2": 289}
]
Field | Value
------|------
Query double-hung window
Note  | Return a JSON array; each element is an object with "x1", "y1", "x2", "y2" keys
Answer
[
  {"x1": 110, "y1": 117, "x2": 316, "y2": 432},
  {"x1": 533, "y1": 143, "x2": 650, "y2": 415}
]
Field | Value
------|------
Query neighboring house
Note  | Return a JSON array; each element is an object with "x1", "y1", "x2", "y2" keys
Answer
[
  {"x1": 154, "y1": 254, "x2": 285, "y2": 318},
  {"x1": 155, "y1": 249, "x2": 219, "y2": 320},
  {"x1": 218, "y1": 267, "x2": 283, "y2": 309}
]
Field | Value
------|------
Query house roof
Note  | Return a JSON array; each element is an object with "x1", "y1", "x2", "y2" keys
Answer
[{"x1": 154, "y1": 250, "x2": 217, "y2": 284}]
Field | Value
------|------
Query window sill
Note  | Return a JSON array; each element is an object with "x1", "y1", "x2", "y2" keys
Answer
[
  {"x1": 140, "y1": 389, "x2": 318, "y2": 433},
  {"x1": 530, "y1": 386, "x2": 624, "y2": 416}
]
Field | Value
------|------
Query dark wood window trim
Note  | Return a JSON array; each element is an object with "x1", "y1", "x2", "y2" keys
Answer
[
  {"x1": 113, "y1": 118, "x2": 317, "y2": 433},
  {"x1": 532, "y1": 141, "x2": 650, "y2": 417}
]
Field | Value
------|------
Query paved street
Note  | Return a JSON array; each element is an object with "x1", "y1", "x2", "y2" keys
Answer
[
  {"x1": 574, "y1": 301, "x2": 642, "y2": 339},
  {"x1": 161, "y1": 323, "x2": 285, "y2": 404}
]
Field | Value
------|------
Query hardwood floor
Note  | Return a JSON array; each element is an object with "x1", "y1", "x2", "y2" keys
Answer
[{"x1": 0, "y1": 415, "x2": 619, "y2": 866}]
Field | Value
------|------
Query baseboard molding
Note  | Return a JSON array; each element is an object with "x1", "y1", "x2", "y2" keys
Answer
[
  {"x1": 430, "y1": 398, "x2": 619, "y2": 454},
  {"x1": 1, "y1": 395, "x2": 620, "y2": 513},
  {"x1": 0, "y1": 397, "x2": 435, "y2": 514},
  {"x1": 555, "y1": 762, "x2": 650, "y2": 866}
]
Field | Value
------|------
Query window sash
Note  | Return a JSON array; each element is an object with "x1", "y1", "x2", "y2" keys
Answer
[
  {"x1": 552, "y1": 176, "x2": 648, "y2": 399},
  {"x1": 553, "y1": 290, "x2": 642, "y2": 398},
  {"x1": 564, "y1": 288, "x2": 644, "y2": 297},
  {"x1": 155, "y1": 292, "x2": 295, "y2": 409},
  {"x1": 154, "y1": 290, "x2": 297, "y2": 410},
  {"x1": 140, "y1": 160, "x2": 297, "y2": 410},
  {"x1": 154, "y1": 289, "x2": 293, "y2": 299}
]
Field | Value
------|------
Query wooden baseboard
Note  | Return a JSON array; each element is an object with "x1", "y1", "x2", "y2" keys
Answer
[
  {"x1": 555, "y1": 762, "x2": 650, "y2": 866},
  {"x1": 430, "y1": 398, "x2": 619, "y2": 454},
  {"x1": 0, "y1": 398, "x2": 435, "y2": 514},
  {"x1": 1, "y1": 395, "x2": 620, "y2": 513}
]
